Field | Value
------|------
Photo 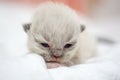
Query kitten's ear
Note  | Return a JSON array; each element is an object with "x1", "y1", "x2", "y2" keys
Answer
[
  {"x1": 80, "y1": 24, "x2": 85, "y2": 32},
  {"x1": 23, "y1": 23, "x2": 31, "y2": 33}
]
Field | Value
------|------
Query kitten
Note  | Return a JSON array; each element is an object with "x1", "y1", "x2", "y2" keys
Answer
[{"x1": 23, "y1": 2, "x2": 97, "y2": 68}]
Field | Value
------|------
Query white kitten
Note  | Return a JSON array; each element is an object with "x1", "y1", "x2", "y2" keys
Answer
[{"x1": 23, "y1": 2, "x2": 97, "y2": 68}]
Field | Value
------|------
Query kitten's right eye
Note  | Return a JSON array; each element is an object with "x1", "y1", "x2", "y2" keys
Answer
[{"x1": 40, "y1": 43, "x2": 49, "y2": 48}]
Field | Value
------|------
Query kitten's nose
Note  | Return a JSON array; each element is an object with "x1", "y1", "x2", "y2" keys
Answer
[
  {"x1": 53, "y1": 54, "x2": 61, "y2": 59},
  {"x1": 52, "y1": 52, "x2": 63, "y2": 59},
  {"x1": 51, "y1": 49, "x2": 63, "y2": 59}
]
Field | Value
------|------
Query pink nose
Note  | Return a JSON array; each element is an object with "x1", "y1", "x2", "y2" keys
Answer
[{"x1": 53, "y1": 55, "x2": 61, "y2": 59}]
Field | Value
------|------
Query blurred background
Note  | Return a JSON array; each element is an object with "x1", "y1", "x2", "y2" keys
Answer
[{"x1": 0, "y1": 0, "x2": 120, "y2": 56}]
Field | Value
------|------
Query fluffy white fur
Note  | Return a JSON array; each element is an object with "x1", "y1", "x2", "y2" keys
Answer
[{"x1": 24, "y1": 2, "x2": 97, "y2": 67}]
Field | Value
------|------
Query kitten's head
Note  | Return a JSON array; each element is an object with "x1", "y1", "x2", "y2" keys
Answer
[{"x1": 23, "y1": 2, "x2": 85, "y2": 64}]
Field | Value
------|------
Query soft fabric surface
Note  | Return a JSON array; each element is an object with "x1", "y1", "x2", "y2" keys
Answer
[{"x1": 0, "y1": 3, "x2": 120, "y2": 80}]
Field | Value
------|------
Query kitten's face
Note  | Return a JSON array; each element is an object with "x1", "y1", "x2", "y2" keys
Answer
[
  {"x1": 23, "y1": 2, "x2": 85, "y2": 64},
  {"x1": 26, "y1": 22, "x2": 83, "y2": 64}
]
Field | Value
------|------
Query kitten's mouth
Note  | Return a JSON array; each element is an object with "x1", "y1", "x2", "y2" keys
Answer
[
  {"x1": 46, "y1": 61, "x2": 60, "y2": 63},
  {"x1": 45, "y1": 57, "x2": 61, "y2": 63},
  {"x1": 45, "y1": 58, "x2": 61, "y2": 63}
]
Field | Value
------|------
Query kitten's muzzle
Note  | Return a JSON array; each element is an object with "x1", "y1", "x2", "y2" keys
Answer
[
  {"x1": 51, "y1": 52, "x2": 63, "y2": 59},
  {"x1": 50, "y1": 49, "x2": 63, "y2": 59}
]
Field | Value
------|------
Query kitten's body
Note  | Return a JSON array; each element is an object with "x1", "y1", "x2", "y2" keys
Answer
[{"x1": 23, "y1": 2, "x2": 97, "y2": 68}]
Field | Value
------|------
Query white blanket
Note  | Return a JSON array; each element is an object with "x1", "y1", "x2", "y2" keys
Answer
[{"x1": 0, "y1": 40, "x2": 120, "y2": 80}]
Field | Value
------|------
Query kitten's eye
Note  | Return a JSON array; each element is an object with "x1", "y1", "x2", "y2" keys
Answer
[
  {"x1": 40, "y1": 43, "x2": 49, "y2": 48},
  {"x1": 64, "y1": 44, "x2": 72, "y2": 48}
]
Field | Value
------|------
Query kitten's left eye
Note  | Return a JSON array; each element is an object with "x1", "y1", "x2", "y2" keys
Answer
[
  {"x1": 64, "y1": 44, "x2": 72, "y2": 48},
  {"x1": 40, "y1": 43, "x2": 49, "y2": 48}
]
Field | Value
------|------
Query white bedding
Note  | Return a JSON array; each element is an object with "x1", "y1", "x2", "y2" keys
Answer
[{"x1": 0, "y1": 3, "x2": 120, "y2": 80}]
